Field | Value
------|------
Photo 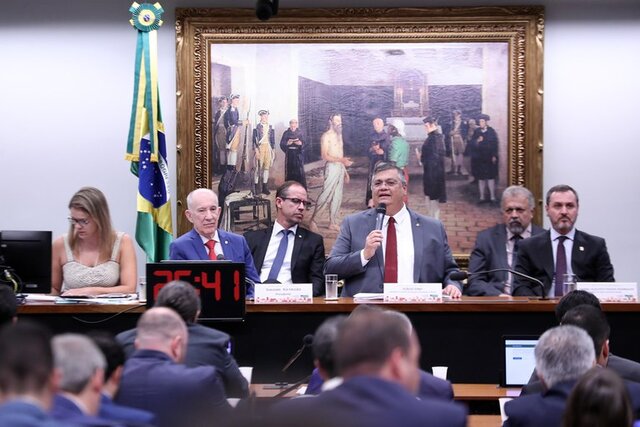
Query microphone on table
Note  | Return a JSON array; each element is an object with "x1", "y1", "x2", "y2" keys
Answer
[
  {"x1": 374, "y1": 203, "x2": 387, "y2": 230},
  {"x1": 216, "y1": 254, "x2": 225, "y2": 261},
  {"x1": 282, "y1": 334, "x2": 314, "y2": 373},
  {"x1": 450, "y1": 269, "x2": 548, "y2": 300}
]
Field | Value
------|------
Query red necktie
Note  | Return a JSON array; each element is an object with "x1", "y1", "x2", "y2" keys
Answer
[
  {"x1": 384, "y1": 217, "x2": 398, "y2": 283},
  {"x1": 205, "y1": 239, "x2": 217, "y2": 260}
]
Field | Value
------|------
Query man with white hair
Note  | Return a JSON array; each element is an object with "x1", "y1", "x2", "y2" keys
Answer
[
  {"x1": 50, "y1": 334, "x2": 119, "y2": 426},
  {"x1": 116, "y1": 307, "x2": 229, "y2": 427},
  {"x1": 503, "y1": 325, "x2": 595, "y2": 426}
]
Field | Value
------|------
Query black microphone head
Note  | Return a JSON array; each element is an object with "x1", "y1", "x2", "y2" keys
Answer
[
  {"x1": 303, "y1": 334, "x2": 314, "y2": 347},
  {"x1": 216, "y1": 254, "x2": 225, "y2": 261},
  {"x1": 449, "y1": 271, "x2": 468, "y2": 281},
  {"x1": 375, "y1": 203, "x2": 387, "y2": 215}
]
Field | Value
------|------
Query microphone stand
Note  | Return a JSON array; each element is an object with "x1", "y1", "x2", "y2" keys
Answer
[
  {"x1": 274, "y1": 374, "x2": 311, "y2": 398},
  {"x1": 462, "y1": 268, "x2": 548, "y2": 300}
]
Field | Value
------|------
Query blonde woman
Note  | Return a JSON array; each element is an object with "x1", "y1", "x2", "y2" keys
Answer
[{"x1": 51, "y1": 187, "x2": 137, "y2": 296}]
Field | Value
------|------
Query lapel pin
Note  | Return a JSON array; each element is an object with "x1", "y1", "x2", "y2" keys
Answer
[
  {"x1": 579, "y1": 246, "x2": 584, "y2": 251},
  {"x1": 416, "y1": 222, "x2": 420, "y2": 227},
  {"x1": 224, "y1": 240, "x2": 229, "y2": 245},
  {"x1": 298, "y1": 234, "x2": 302, "y2": 238}
]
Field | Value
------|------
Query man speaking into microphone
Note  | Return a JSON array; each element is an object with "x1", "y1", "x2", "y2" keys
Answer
[{"x1": 325, "y1": 163, "x2": 462, "y2": 297}]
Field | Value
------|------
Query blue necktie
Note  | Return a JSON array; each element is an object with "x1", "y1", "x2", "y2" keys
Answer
[
  {"x1": 554, "y1": 236, "x2": 568, "y2": 297},
  {"x1": 267, "y1": 229, "x2": 291, "y2": 282}
]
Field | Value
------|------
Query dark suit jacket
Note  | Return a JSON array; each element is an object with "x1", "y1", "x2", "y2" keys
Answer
[
  {"x1": 0, "y1": 400, "x2": 67, "y2": 427},
  {"x1": 504, "y1": 380, "x2": 574, "y2": 427},
  {"x1": 244, "y1": 225, "x2": 326, "y2": 296},
  {"x1": 168, "y1": 228, "x2": 260, "y2": 298},
  {"x1": 513, "y1": 229, "x2": 615, "y2": 297},
  {"x1": 115, "y1": 350, "x2": 229, "y2": 427},
  {"x1": 303, "y1": 369, "x2": 453, "y2": 402},
  {"x1": 269, "y1": 376, "x2": 466, "y2": 427},
  {"x1": 99, "y1": 394, "x2": 156, "y2": 427},
  {"x1": 116, "y1": 323, "x2": 248, "y2": 398},
  {"x1": 325, "y1": 208, "x2": 461, "y2": 296},
  {"x1": 51, "y1": 394, "x2": 122, "y2": 427},
  {"x1": 466, "y1": 224, "x2": 545, "y2": 296},
  {"x1": 523, "y1": 354, "x2": 640, "y2": 395},
  {"x1": 511, "y1": 375, "x2": 640, "y2": 425}
]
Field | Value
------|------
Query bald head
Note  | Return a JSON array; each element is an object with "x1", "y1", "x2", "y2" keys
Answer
[
  {"x1": 135, "y1": 307, "x2": 188, "y2": 363},
  {"x1": 185, "y1": 188, "x2": 221, "y2": 238}
]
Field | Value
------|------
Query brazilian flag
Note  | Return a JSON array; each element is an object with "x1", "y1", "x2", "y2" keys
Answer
[{"x1": 125, "y1": 2, "x2": 172, "y2": 262}]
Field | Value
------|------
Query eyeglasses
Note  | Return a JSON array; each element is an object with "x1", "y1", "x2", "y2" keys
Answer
[
  {"x1": 281, "y1": 197, "x2": 312, "y2": 208},
  {"x1": 68, "y1": 217, "x2": 91, "y2": 227}
]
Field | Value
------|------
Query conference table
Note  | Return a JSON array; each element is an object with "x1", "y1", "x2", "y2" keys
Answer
[{"x1": 18, "y1": 296, "x2": 640, "y2": 385}]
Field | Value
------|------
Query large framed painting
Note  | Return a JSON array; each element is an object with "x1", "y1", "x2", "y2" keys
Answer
[{"x1": 175, "y1": 6, "x2": 544, "y2": 264}]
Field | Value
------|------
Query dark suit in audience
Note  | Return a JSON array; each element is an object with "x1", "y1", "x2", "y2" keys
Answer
[
  {"x1": 0, "y1": 400, "x2": 66, "y2": 427},
  {"x1": 99, "y1": 394, "x2": 156, "y2": 427},
  {"x1": 273, "y1": 376, "x2": 465, "y2": 427},
  {"x1": 116, "y1": 308, "x2": 229, "y2": 427},
  {"x1": 269, "y1": 307, "x2": 466, "y2": 426},
  {"x1": 51, "y1": 394, "x2": 122, "y2": 427},
  {"x1": 116, "y1": 280, "x2": 248, "y2": 398},
  {"x1": 504, "y1": 380, "x2": 574, "y2": 427}
]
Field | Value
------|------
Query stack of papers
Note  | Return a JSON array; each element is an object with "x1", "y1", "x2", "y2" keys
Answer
[{"x1": 353, "y1": 293, "x2": 384, "y2": 301}]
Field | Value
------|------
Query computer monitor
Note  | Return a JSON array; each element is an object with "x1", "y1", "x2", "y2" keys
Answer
[
  {"x1": 0, "y1": 230, "x2": 52, "y2": 294},
  {"x1": 501, "y1": 335, "x2": 539, "y2": 387}
]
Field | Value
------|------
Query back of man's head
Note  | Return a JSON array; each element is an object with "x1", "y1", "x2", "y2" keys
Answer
[
  {"x1": 0, "y1": 285, "x2": 17, "y2": 327},
  {"x1": 53, "y1": 333, "x2": 106, "y2": 395},
  {"x1": 312, "y1": 315, "x2": 346, "y2": 379},
  {"x1": 535, "y1": 325, "x2": 595, "y2": 389},
  {"x1": 135, "y1": 307, "x2": 188, "y2": 362},
  {"x1": 0, "y1": 321, "x2": 53, "y2": 399},
  {"x1": 335, "y1": 308, "x2": 411, "y2": 378},
  {"x1": 88, "y1": 330, "x2": 125, "y2": 384},
  {"x1": 155, "y1": 280, "x2": 200, "y2": 324},
  {"x1": 561, "y1": 304, "x2": 610, "y2": 363},
  {"x1": 555, "y1": 290, "x2": 601, "y2": 323}
]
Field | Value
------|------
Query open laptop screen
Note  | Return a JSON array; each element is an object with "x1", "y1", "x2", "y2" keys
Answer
[{"x1": 502, "y1": 335, "x2": 538, "y2": 387}]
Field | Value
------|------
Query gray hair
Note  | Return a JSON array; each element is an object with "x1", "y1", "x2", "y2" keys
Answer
[
  {"x1": 53, "y1": 334, "x2": 106, "y2": 394},
  {"x1": 535, "y1": 325, "x2": 595, "y2": 388},
  {"x1": 501, "y1": 185, "x2": 535, "y2": 209},
  {"x1": 186, "y1": 188, "x2": 218, "y2": 210}
]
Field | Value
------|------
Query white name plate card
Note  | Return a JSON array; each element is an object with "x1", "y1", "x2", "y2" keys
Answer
[
  {"x1": 576, "y1": 282, "x2": 638, "y2": 302},
  {"x1": 254, "y1": 283, "x2": 313, "y2": 304},
  {"x1": 383, "y1": 283, "x2": 443, "y2": 303}
]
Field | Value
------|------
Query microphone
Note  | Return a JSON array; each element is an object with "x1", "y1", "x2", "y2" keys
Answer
[
  {"x1": 216, "y1": 254, "x2": 225, "y2": 261},
  {"x1": 282, "y1": 334, "x2": 314, "y2": 373},
  {"x1": 374, "y1": 203, "x2": 387, "y2": 230},
  {"x1": 451, "y1": 269, "x2": 548, "y2": 300}
]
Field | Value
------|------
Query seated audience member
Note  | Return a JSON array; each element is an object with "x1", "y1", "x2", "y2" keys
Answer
[
  {"x1": 0, "y1": 285, "x2": 17, "y2": 326},
  {"x1": 325, "y1": 162, "x2": 462, "y2": 298},
  {"x1": 88, "y1": 331, "x2": 157, "y2": 426},
  {"x1": 0, "y1": 322, "x2": 66, "y2": 426},
  {"x1": 523, "y1": 291, "x2": 640, "y2": 394},
  {"x1": 269, "y1": 307, "x2": 467, "y2": 427},
  {"x1": 115, "y1": 307, "x2": 229, "y2": 427},
  {"x1": 116, "y1": 280, "x2": 248, "y2": 398},
  {"x1": 169, "y1": 188, "x2": 260, "y2": 298},
  {"x1": 513, "y1": 185, "x2": 614, "y2": 297},
  {"x1": 51, "y1": 187, "x2": 137, "y2": 296},
  {"x1": 503, "y1": 325, "x2": 596, "y2": 427},
  {"x1": 466, "y1": 185, "x2": 544, "y2": 296},
  {"x1": 305, "y1": 315, "x2": 348, "y2": 395},
  {"x1": 51, "y1": 333, "x2": 120, "y2": 426},
  {"x1": 305, "y1": 307, "x2": 454, "y2": 401},
  {"x1": 563, "y1": 367, "x2": 633, "y2": 427},
  {"x1": 244, "y1": 181, "x2": 325, "y2": 296}
]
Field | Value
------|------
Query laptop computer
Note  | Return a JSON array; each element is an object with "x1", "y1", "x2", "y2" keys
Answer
[{"x1": 501, "y1": 335, "x2": 539, "y2": 387}]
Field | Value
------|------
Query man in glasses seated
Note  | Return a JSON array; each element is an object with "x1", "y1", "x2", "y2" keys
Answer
[{"x1": 244, "y1": 181, "x2": 326, "y2": 296}]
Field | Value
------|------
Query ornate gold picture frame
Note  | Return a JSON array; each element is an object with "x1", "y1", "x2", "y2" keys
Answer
[{"x1": 175, "y1": 7, "x2": 544, "y2": 264}]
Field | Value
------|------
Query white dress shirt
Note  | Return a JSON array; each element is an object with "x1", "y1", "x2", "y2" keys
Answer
[{"x1": 259, "y1": 222, "x2": 297, "y2": 284}]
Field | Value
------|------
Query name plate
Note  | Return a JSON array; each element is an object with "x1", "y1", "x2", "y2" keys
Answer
[
  {"x1": 577, "y1": 282, "x2": 638, "y2": 302},
  {"x1": 383, "y1": 283, "x2": 442, "y2": 303},
  {"x1": 254, "y1": 283, "x2": 313, "y2": 304}
]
